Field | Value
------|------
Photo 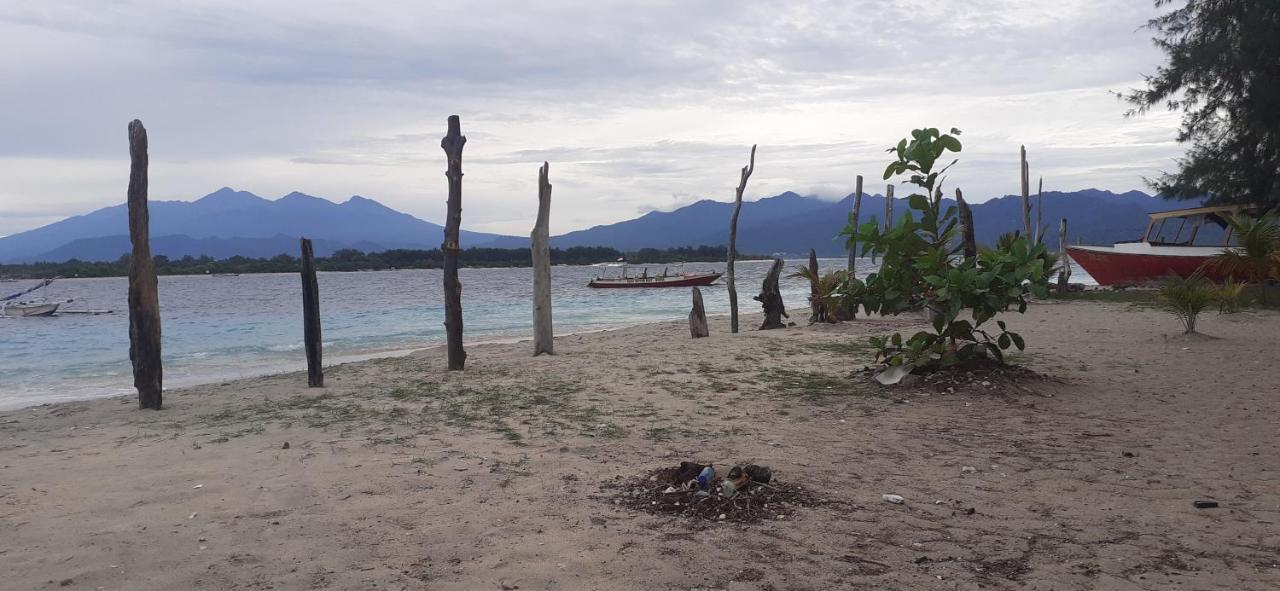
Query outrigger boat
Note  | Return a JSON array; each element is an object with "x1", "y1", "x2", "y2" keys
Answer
[
  {"x1": 588, "y1": 265, "x2": 722, "y2": 288},
  {"x1": 1066, "y1": 204, "x2": 1259, "y2": 286},
  {"x1": 1, "y1": 278, "x2": 69, "y2": 317}
]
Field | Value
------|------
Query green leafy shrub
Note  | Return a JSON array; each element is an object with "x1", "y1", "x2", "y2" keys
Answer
[
  {"x1": 1217, "y1": 277, "x2": 1249, "y2": 314},
  {"x1": 790, "y1": 267, "x2": 861, "y2": 322},
  {"x1": 838, "y1": 127, "x2": 1052, "y2": 371},
  {"x1": 1157, "y1": 271, "x2": 1218, "y2": 333},
  {"x1": 1204, "y1": 213, "x2": 1280, "y2": 304}
]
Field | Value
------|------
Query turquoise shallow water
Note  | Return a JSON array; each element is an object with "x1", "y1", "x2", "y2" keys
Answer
[{"x1": 0, "y1": 258, "x2": 1093, "y2": 410}]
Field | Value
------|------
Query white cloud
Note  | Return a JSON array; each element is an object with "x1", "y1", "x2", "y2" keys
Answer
[{"x1": 0, "y1": 0, "x2": 1181, "y2": 237}]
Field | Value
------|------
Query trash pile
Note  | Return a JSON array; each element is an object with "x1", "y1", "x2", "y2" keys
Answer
[{"x1": 604, "y1": 461, "x2": 819, "y2": 523}]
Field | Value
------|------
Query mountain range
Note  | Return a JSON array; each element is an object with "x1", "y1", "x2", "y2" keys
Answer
[{"x1": 0, "y1": 187, "x2": 1193, "y2": 263}]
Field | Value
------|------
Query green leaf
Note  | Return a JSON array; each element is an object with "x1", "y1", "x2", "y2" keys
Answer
[
  {"x1": 998, "y1": 333, "x2": 1011, "y2": 349},
  {"x1": 1010, "y1": 332, "x2": 1025, "y2": 350}
]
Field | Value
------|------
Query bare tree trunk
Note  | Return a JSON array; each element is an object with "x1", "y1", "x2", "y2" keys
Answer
[
  {"x1": 847, "y1": 174, "x2": 862, "y2": 274},
  {"x1": 441, "y1": 115, "x2": 467, "y2": 370},
  {"x1": 1020, "y1": 145, "x2": 1031, "y2": 238},
  {"x1": 884, "y1": 184, "x2": 895, "y2": 230},
  {"x1": 531, "y1": 162, "x2": 554, "y2": 356},
  {"x1": 1057, "y1": 218, "x2": 1072, "y2": 293},
  {"x1": 754, "y1": 258, "x2": 788, "y2": 330},
  {"x1": 300, "y1": 237, "x2": 323, "y2": 387},
  {"x1": 807, "y1": 249, "x2": 822, "y2": 323},
  {"x1": 688, "y1": 287, "x2": 708, "y2": 338},
  {"x1": 956, "y1": 188, "x2": 977, "y2": 260},
  {"x1": 727, "y1": 144, "x2": 756, "y2": 334},
  {"x1": 1035, "y1": 177, "x2": 1044, "y2": 244},
  {"x1": 126, "y1": 120, "x2": 162, "y2": 411}
]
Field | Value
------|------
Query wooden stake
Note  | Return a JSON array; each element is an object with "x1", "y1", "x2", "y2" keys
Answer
[
  {"x1": 126, "y1": 119, "x2": 162, "y2": 411},
  {"x1": 688, "y1": 287, "x2": 708, "y2": 338},
  {"x1": 531, "y1": 162, "x2": 554, "y2": 356},
  {"x1": 884, "y1": 184, "x2": 895, "y2": 230},
  {"x1": 1020, "y1": 145, "x2": 1031, "y2": 238},
  {"x1": 299, "y1": 237, "x2": 323, "y2": 387},
  {"x1": 848, "y1": 175, "x2": 862, "y2": 274},
  {"x1": 1035, "y1": 177, "x2": 1044, "y2": 244},
  {"x1": 727, "y1": 144, "x2": 756, "y2": 334},
  {"x1": 1057, "y1": 218, "x2": 1072, "y2": 293},
  {"x1": 441, "y1": 115, "x2": 467, "y2": 370},
  {"x1": 956, "y1": 188, "x2": 977, "y2": 260},
  {"x1": 754, "y1": 258, "x2": 788, "y2": 330},
  {"x1": 807, "y1": 248, "x2": 821, "y2": 324}
]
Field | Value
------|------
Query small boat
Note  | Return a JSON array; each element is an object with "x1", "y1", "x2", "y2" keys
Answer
[
  {"x1": 1, "y1": 278, "x2": 68, "y2": 317},
  {"x1": 588, "y1": 265, "x2": 722, "y2": 288},
  {"x1": 1067, "y1": 204, "x2": 1256, "y2": 285}
]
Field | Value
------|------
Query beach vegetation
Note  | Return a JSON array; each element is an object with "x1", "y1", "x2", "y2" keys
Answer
[
  {"x1": 1216, "y1": 277, "x2": 1250, "y2": 314},
  {"x1": 790, "y1": 266, "x2": 861, "y2": 322},
  {"x1": 1156, "y1": 271, "x2": 1218, "y2": 333},
  {"x1": 839, "y1": 127, "x2": 1052, "y2": 372},
  {"x1": 1204, "y1": 213, "x2": 1280, "y2": 304}
]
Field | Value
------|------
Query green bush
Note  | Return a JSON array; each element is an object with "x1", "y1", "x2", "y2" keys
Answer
[{"x1": 1157, "y1": 271, "x2": 1218, "y2": 333}]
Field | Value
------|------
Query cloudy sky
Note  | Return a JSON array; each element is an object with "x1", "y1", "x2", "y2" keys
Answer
[{"x1": 0, "y1": 0, "x2": 1182, "y2": 237}]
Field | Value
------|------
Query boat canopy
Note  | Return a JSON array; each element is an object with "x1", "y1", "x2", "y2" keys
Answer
[{"x1": 1142, "y1": 204, "x2": 1263, "y2": 247}]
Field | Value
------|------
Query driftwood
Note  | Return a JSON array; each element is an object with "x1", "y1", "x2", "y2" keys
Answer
[
  {"x1": 126, "y1": 119, "x2": 162, "y2": 410},
  {"x1": 1035, "y1": 177, "x2": 1044, "y2": 243},
  {"x1": 848, "y1": 174, "x2": 862, "y2": 274},
  {"x1": 1020, "y1": 145, "x2": 1031, "y2": 238},
  {"x1": 1058, "y1": 217, "x2": 1072, "y2": 293},
  {"x1": 884, "y1": 184, "x2": 895, "y2": 230},
  {"x1": 531, "y1": 162, "x2": 553, "y2": 356},
  {"x1": 727, "y1": 144, "x2": 756, "y2": 334},
  {"x1": 300, "y1": 237, "x2": 323, "y2": 387},
  {"x1": 754, "y1": 258, "x2": 788, "y2": 330},
  {"x1": 807, "y1": 249, "x2": 823, "y2": 324},
  {"x1": 441, "y1": 115, "x2": 467, "y2": 370},
  {"x1": 956, "y1": 188, "x2": 977, "y2": 260},
  {"x1": 688, "y1": 287, "x2": 708, "y2": 338}
]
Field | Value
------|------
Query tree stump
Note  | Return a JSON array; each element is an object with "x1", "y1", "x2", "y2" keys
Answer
[
  {"x1": 1020, "y1": 145, "x2": 1031, "y2": 238},
  {"x1": 126, "y1": 119, "x2": 163, "y2": 410},
  {"x1": 688, "y1": 287, "x2": 708, "y2": 338},
  {"x1": 848, "y1": 174, "x2": 862, "y2": 274},
  {"x1": 531, "y1": 162, "x2": 554, "y2": 356},
  {"x1": 807, "y1": 249, "x2": 825, "y2": 324},
  {"x1": 884, "y1": 184, "x2": 895, "y2": 230},
  {"x1": 441, "y1": 115, "x2": 467, "y2": 370},
  {"x1": 1035, "y1": 177, "x2": 1044, "y2": 243},
  {"x1": 727, "y1": 145, "x2": 756, "y2": 334},
  {"x1": 1058, "y1": 217, "x2": 1072, "y2": 293},
  {"x1": 956, "y1": 188, "x2": 978, "y2": 260},
  {"x1": 300, "y1": 237, "x2": 323, "y2": 387},
  {"x1": 754, "y1": 258, "x2": 788, "y2": 330}
]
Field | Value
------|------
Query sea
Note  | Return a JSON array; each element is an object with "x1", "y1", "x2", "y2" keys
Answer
[{"x1": 0, "y1": 258, "x2": 1094, "y2": 410}]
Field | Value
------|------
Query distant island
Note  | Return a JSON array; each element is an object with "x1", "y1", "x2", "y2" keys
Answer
[{"x1": 0, "y1": 245, "x2": 767, "y2": 279}]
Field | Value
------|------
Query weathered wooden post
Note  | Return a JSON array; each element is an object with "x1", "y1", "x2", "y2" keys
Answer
[
  {"x1": 848, "y1": 174, "x2": 862, "y2": 274},
  {"x1": 531, "y1": 162, "x2": 554, "y2": 356},
  {"x1": 1035, "y1": 177, "x2": 1044, "y2": 243},
  {"x1": 1057, "y1": 218, "x2": 1072, "y2": 293},
  {"x1": 1020, "y1": 145, "x2": 1031, "y2": 238},
  {"x1": 441, "y1": 115, "x2": 467, "y2": 370},
  {"x1": 807, "y1": 248, "x2": 822, "y2": 324},
  {"x1": 126, "y1": 119, "x2": 162, "y2": 410},
  {"x1": 688, "y1": 287, "x2": 709, "y2": 338},
  {"x1": 884, "y1": 184, "x2": 895, "y2": 230},
  {"x1": 754, "y1": 257, "x2": 788, "y2": 330},
  {"x1": 299, "y1": 237, "x2": 323, "y2": 387},
  {"x1": 956, "y1": 188, "x2": 977, "y2": 260},
  {"x1": 727, "y1": 144, "x2": 756, "y2": 334}
]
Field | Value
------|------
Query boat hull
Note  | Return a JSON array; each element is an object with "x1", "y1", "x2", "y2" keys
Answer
[
  {"x1": 1, "y1": 302, "x2": 60, "y2": 317},
  {"x1": 1067, "y1": 245, "x2": 1229, "y2": 286},
  {"x1": 588, "y1": 272, "x2": 722, "y2": 288}
]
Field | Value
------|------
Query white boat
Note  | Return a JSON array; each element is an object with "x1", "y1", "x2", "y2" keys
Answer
[{"x1": 1, "y1": 279, "x2": 68, "y2": 318}]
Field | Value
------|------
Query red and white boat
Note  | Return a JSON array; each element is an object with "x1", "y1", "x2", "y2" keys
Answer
[
  {"x1": 588, "y1": 265, "x2": 721, "y2": 288},
  {"x1": 1067, "y1": 204, "x2": 1253, "y2": 286}
]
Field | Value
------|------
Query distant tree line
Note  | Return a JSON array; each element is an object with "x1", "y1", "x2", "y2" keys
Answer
[{"x1": 0, "y1": 244, "x2": 762, "y2": 279}]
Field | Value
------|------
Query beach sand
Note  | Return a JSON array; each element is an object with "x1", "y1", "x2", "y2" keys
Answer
[{"x1": 2, "y1": 301, "x2": 1278, "y2": 590}]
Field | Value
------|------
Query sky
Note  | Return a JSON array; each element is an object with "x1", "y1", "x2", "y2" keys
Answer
[{"x1": 0, "y1": 0, "x2": 1184, "y2": 238}]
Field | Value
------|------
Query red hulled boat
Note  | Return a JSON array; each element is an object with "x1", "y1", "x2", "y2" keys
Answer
[{"x1": 1066, "y1": 204, "x2": 1255, "y2": 285}]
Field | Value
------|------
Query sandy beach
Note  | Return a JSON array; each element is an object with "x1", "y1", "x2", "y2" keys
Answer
[{"x1": 2, "y1": 300, "x2": 1278, "y2": 590}]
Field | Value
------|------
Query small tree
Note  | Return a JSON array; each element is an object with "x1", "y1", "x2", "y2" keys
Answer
[
  {"x1": 840, "y1": 128, "x2": 1052, "y2": 371},
  {"x1": 1205, "y1": 213, "x2": 1280, "y2": 303},
  {"x1": 1157, "y1": 271, "x2": 1218, "y2": 333}
]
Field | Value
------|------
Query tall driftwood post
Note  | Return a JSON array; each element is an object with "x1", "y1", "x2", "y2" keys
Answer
[
  {"x1": 126, "y1": 119, "x2": 162, "y2": 410},
  {"x1": 727, "y1": 144, "x2": 756, "y2": 334},
  {"x1": 807, "y1": 249, "x2": 822, "y2": 324},
  {"x1": 1020, "y1": 145, "x2": 1031, "y2": 238},
  {"x1": 441, "y1": 115, "x2": 467, "y2": 370},
  {"x1": 956, "y1": 188, "x2": 977, "y2": 260},
  {"x1": 755, "y1": 258, "x2": 788, "y2": 330},
  {"x1": 688, "y1": 287, "x2": 708, "y2": 338},
  {"x1": 299, "y1": 237, "x2": 323, "y2": 387},
  {"x1": 848, "y1": 174, "x2": 862, "y2": 274},
  {"x1": 1035, "y1": 177, "x2": 1044, "y2": 244},
  {"x1": 884, "y1": 184, "x2": 895, "y2": 230},
  {"x1": 1057, "y1": 218, "x2": 1072, "y2": 293},
  {"x1": 531, "y1": 162, "x2": 554, "y2": 356}
]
